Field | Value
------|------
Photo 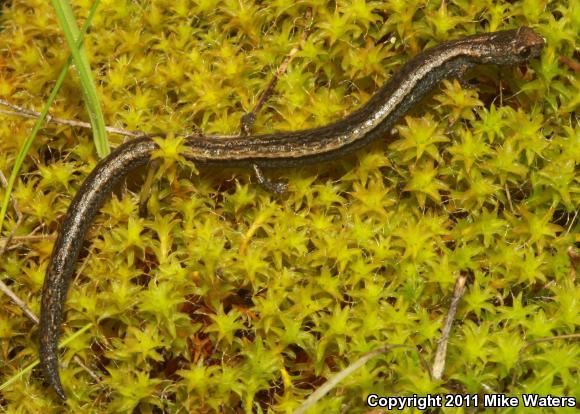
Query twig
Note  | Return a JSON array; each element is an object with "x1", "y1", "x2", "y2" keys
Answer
[
  {"x1": 564, "y1": 209, "x2": 578, "y2": 237},
  {"x1": 0, "y1": 99, "x2": 142, "y2": 137},
  {"x1": 0, "y1": 278, "x2": 102, "y2": 384},
  {"x1": 558, "y1": 55, "x2": 580, "y2": 72},
  {"x1": 504, "y1": 183, "x2": 514, "y2": 213},
  {"x1": 0, "y1": 215, "x2": 23, "y2": 256},
  {"x1": 0, "y1": 279, "x2": 39, "y2": 323},
  {"x1": 73, "y1": 356, "x2": 101, "y2": 383},
  {"x1": 0, "y1": 11, "x2": 316, "y2": 141},
  {"x1": 431, "y1": 273, "x2": 467, "y2": 379},
  {"x1": 0, "y1": 234, "x2": 57, "y2": 252},
  {"x1": 240, "y1": 9, "x2": 314, "y2": 135},
  {"x1": 510, "y1": 333, "x2": 580, "y2": 387},
  {"x1": 523, "y1": 333, "x2": 580, "y2": 349},
  {"x1": 293, "y1": 345, "x2": 413, "y2": 414}
]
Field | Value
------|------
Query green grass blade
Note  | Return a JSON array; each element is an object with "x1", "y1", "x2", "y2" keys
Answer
[
  {"x1": 50, "y1": 0, "x2": 109, "y2": 157},
  {"x1": 0, "y1": 1, "x2": 101, "y2": 235},
  {"x1": 0, "y1": 323, "x2": 93, "y2": 393}
]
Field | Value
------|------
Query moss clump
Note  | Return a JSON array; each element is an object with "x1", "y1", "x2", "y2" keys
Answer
[{"x1": 0, "y1": 0, "x2": 578, "y2": 413}]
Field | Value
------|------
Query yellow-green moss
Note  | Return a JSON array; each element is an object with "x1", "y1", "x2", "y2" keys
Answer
[{"x1": 0, "y1": 0, "x2": 578, "y2": 413}]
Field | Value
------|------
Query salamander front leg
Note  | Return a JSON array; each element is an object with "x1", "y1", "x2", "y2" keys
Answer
[
  {"x1": 453, "y1": 62, "x2": 476, "y2": 89},
  {"x1": 240, "y1": 90, "x2": 288, "y2": 194},
  {"x1": 252, "y1": 164, "x2": 288, "y2": 194}
]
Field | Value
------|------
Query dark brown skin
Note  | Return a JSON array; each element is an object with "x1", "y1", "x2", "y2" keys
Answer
[{"x1": 39, "y1": 27, "x2": 544, "y2": 399}]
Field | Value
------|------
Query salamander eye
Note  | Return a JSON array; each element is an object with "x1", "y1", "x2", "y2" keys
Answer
[{"x1": 518, "y1": 46, "x2": 531, "y2": 58}]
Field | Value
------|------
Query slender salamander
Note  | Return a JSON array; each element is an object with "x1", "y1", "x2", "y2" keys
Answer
[{"x1": 39, "y1": 27, "x2": 544, "y2": 399}]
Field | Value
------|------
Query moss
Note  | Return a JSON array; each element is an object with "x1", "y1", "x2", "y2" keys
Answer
[{"x1": 0, "y1": 0, "x2": 578, "y2": 413}]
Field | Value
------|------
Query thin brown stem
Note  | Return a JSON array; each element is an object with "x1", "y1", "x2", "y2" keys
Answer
[{"x1": 431, "y1": 273, "x2": 468, "y2": 379}]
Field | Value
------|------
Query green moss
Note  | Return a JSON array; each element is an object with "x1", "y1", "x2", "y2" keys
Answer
[{"x1": 0, "y1": 0, "x2": 578, "y2": 413}]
